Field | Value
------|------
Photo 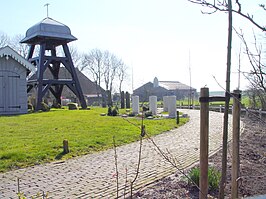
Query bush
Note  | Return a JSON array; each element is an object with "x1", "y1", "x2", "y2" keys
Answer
[
  {"x1": 187, "y1": 167, "x2": 221, "y2": 191},
  {"x1": 107, "y1": 106, "x2": 113, "y2": 116},
  {"x1": 52, "y1": 103, "x2": 61, "y2": 109},
  {"x1": 67, "y1": 103, "x2": 78, "y2": 110},
  {"x1": 145, "y1": 111, "x2": 153, "y2": 118},
  {"x1": 107, "y1": 106, "x2": 119, "y2": 116},
  {"x1": 208, "y1": 167, "x2": 221, "y2": 191},
  {"x1": 28, "y1": 103, "x2": 34, "y2": 111},
  {"x1": 188, "y1": 167, "x2": 200, "y2": 187},
  {"x1": 40, "y1": 102, "x2": 50, "y2": 112},
  {"x1": 128, "y1": 112, "x2": 136, "y2": 117},
  {"x1": 142, "y1": 105, "x2": 149, "y2": 112}
]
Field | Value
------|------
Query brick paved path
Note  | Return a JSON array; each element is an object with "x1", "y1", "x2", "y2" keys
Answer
[{"x1": 0, "y1": 110, "x2": 241, "y2": 198}]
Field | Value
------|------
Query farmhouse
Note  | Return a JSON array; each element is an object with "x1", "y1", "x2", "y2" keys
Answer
[
  {"x1": 133, "y1": 77, "x2": 197, "y2": 101},
  {"x1": 0, "y1": 46, "x2": 35, "y2": 115}
]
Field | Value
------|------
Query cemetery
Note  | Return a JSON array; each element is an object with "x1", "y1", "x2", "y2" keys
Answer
[{"x1": 0, "y1": 8, "x2": 265, "y2": 199}]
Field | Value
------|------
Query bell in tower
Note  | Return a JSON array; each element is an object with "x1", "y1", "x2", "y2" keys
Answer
[{"x1": 20, "y1": 17, "x2": 87, "y2": 110}]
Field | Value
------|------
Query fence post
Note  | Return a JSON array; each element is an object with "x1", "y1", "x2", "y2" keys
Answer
[
  {"x1": 231, "y1": 90, "x2": 241, "y2": 198},
  {"x1": 200, "y1": 87, "x2": 209, "y2": 199}
]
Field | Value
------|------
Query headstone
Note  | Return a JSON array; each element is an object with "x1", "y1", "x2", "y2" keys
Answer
[
  {"x1": 102, "y1": 92, "x2": 107, "y2": 107},
  {"x1": 121, "y1": 91, "x2": 125, "y2": 109},
  {"x1": 168, "y1": 96, "x2": 177, "y2": 118},
  {"x1": 163, "y1": 96, "x2": 169, "y2": 112},
  {"x1": 107, "y1": 90, "x2": 112, "y2": 107},
  {"x1": 125, "y1": 92, "x2": 130, "y2": 108},
  {"x1": 132, "y1": 96, "x2": 139, "y2": 114},
  {"x1": 149, "y1": 96, "x2": 157, "y2": 115}
]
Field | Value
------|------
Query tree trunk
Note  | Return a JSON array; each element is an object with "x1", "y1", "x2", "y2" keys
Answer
[{"x1": 219, "y1": 0, "x2": 233, "y2": 198}]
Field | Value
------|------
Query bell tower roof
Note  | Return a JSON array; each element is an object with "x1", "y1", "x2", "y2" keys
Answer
[{"x1": 20, "y1": 17, "x2": 77, "y2": 45}]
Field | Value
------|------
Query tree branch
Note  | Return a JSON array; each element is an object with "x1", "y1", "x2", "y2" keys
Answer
[{"x1": 188, "y1": 0, "x2": 266, "y2": 31}]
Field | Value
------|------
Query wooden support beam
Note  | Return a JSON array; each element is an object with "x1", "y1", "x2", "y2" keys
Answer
[
  {"x1": 231, "y1": 90, "x2": 241, "y2": 198},
  {"x1": 200, "y1": 87, "x2": 209, "y2": 199}
]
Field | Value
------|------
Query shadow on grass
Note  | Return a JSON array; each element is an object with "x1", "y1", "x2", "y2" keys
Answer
[{"x1": 55, "y1": 152, "x2": 67, "y2": 160}]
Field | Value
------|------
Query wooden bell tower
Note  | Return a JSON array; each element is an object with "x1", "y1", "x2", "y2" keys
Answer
[{"x1": 21, "y1": 17, "x2": 87, "y2": 110}]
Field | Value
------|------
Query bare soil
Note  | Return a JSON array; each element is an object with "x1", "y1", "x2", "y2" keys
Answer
[{"x1": 134, "y1": 117, "x2": 266, "y2": 198}]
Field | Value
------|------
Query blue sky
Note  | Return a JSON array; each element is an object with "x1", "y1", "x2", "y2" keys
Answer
[{"x1": 1, "y1": 0, "x2": 265, "y2": 92}]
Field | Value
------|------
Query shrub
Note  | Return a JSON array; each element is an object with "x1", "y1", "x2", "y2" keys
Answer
[
  {"x1": 107, "y1": 106, "x2": 119, "y2": 116},
  {"x1": 67, "y1": 103, "x2": 78, "y2": 110},
  {"x1": 112, "y1": 106, "x2": 119, "y2": 116},
  {"x1": 188, "y1": 167, "x2": 200, "y2": 187},
  {"x1": 208, "y1": 167, "x2": 221, "y2": 191},
  {"x1": 128, "y1": 112, "x2": 136, "y2": 117},
  {"x1": 142, "y1": 105, "x2": 149, "y2": 112},
  {"x1": 187, "y1": 167, "x2": 221, "y2": 191},
  {"x1": 40, "y1": 102, "x2": 50, "y2": 112},
  {"x1": 52, "y1": 103, "x2": 61, "y2": 109},
  {"x1": 107, "y1": 106, "x2": 113, "y2": 116},
  {"x1": 28, "y1": 103, "x2": 34, "y2": 111},
  {"x1": 145, "y1": 111, "x2": 153, "y2": 118}
]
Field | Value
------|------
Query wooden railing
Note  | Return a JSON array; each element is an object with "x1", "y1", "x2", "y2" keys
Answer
[{"x1": 177, "y1": 105, "x2": 266, "y2": 119}]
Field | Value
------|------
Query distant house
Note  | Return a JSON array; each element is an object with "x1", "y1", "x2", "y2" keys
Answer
[
  {"x1": 28, "y1": 68, "x2": 105, "y2": 106},
  {"x1": 133, "y1": 77, "x2": 197, "y2": 101},
  {"x1": 0, "y1": 46, "x2": 35, "y2": 115}
]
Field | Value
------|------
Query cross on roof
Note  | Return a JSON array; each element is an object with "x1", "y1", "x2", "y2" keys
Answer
[{"x1": 44, "y1": 3, "x2": 50, "y2": 18}]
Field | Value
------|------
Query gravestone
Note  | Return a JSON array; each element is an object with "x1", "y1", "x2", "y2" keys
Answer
[
  {"x1": 149, "y1": 96, "x2": 157, "y2": 115},
  {"x1": 132, "y1": 96, "x2": 139, "y2": 114},
  {"x1": 168, "y1": 96, "x2": 177, "y2": 118},
  {"x1": 121, "y1": 91, "x2": 125, "y2": 109},
  {"x1": 107, "y1": 90, "x2": 112, "y2": 107},
  {"x1": 163, "y1": 96, "x2": 169, "y2": 112},
  {"x1": 125, "y1": 92, "x2": 130, "y2": 108}
]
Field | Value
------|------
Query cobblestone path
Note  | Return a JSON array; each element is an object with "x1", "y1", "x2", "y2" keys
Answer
[{"x1": 0, "y1": 110, "x2": 241, "y2": 198}]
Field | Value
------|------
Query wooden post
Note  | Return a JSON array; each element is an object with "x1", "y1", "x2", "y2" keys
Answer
[
  {"x1": 176, "y1": 111, "x2": 179, "y2": 124},
  {"x1": 200, "y1": 87, "x2": 209, "y2": 199},
  {"x1": 63, "y1": 139, "x2": 69, "y2": 154},
  {"x1": 231, "y1": 90, "x2": 241, "y2": 198}
]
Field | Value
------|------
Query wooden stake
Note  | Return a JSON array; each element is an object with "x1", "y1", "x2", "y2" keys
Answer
[
  {"x1": 200, "y1": 87, "x2": 209, "y2": 199},
  {"x1": 63, "y1": 140, "x2": 69, "y2": 154},
  {"x1": 231, "y1": 90, "x2": 241, "y2": 198}
]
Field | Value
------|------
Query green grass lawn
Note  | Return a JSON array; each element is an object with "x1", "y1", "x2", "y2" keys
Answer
[{"x1": 0, "y1": 108, "x2": 188, "y2": 172}]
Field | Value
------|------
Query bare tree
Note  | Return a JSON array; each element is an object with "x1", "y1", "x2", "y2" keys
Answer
[
  {"x1": 68, "y1": 45, "x2": 83, "y2": 70},
  {"x1": 10, "y1": 34, "x2": 28, "y2": 58},
  {"x1": 188, "y1": 0, "x2": 266, "y2": 32},
  {"x1": 103, "y1": 50, "x2": 119, "y2": 93},
  {"x1": 82, "y1": 49, "x2": 104, "y2": 105},
  {"x1": 0, "y1": 32, "x2": 29, "y2": 57},
  {"x1": 82, "y1": 48, "x2": 104, "y2": 88},
  {"x1": 117, "y1": 61, "x2": 127, "y2": 94},
  {"x1": 0, "y1": 31, "x2": 9, "y2": 48},
  {"x1": 236, "y1": 30, "x2": 266, "y2": 109}
]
